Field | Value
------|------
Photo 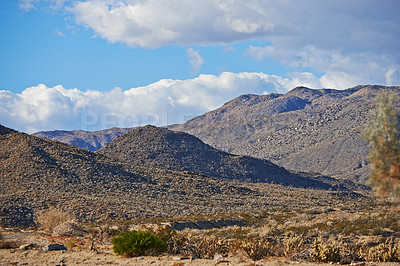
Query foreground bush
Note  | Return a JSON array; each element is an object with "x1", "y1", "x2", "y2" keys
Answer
[{"x1": 112, "y1": 230, "x2": 166, "y2": 257}]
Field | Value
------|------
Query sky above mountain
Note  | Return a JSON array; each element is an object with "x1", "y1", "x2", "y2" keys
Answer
[{"x1": 1, "y1": 0, "x2": 399, "y2": 133}]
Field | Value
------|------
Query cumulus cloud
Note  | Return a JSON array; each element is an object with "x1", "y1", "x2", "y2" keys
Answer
[
  {"x1": 69, "y1": 0, "x2": 274, "y2": 48},
  {"x1": 0, "y1": 72, "x2": 312, "y2": 133},
  {"x1": 186, "y1": 48, "x2": 204, "y2": 73},
  {"x1": 68, "y1": 0, "x2": 399, "y2": 88}
]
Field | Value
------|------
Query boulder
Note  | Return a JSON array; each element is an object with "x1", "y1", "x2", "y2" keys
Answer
[
  {"x1": 52, "y1": 221, "x2": 82, "y2": 237},
  {"x1": 43, "y1": 243, "x2": 67, "y2": 251}
]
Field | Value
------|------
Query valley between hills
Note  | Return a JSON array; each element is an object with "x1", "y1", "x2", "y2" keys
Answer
[{"x1": 1, "y1": 85, "x2": 400, "y2": 264}]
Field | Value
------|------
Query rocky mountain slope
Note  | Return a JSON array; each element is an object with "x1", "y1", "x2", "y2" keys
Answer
[
  {"x1": 97, "y1": 125, "x2": 359, "y2": 190},
  {"x1": 1, "y1": 125, "x2": 366, "y2": 228},
  {"x1": 170, "y1": 85, "x2": 400, "y2": 183},
  {"x1": 0, "y1": 124, "x2": 16, "y2": 135},
  {"x1": 32, "y1": 128, "x2": 130, "y2": 151}
]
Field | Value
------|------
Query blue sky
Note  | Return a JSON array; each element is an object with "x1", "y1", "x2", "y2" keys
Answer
[
  {"x1": 0, "y1": 1, "x2": 291, "y2": 92},
  {"x1": 0, "y1": 0, "x2": 399, "y2": 132}
]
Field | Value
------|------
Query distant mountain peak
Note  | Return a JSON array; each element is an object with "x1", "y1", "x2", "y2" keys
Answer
[{"x1": 32, "y1": 127, "x2": 130, "y2": 151}]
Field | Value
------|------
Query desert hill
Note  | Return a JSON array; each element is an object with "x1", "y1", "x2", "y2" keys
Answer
[
  {"x1": 170, "y1": 85, "x2": 400, "y2": 183},
  {"x1": 32, "y1": 127, "x2": 130, "y2": 151},
  {"x1": 97, "y1": 125, "x2": 359, "y2": 190},
  {"x1": 1, "y1": 125, "x2": 365, "y2": 228}
]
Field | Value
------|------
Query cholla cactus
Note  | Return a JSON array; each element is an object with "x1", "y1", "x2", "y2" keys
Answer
[
  {"x1": 284, "y1": 233, "x2": 304, "y2": 256},
  {"x1": 240, "y1": 237, "x2": 273, "y2": 261},
  {"x1": 312, "y1": 240, "x2": 341, "y2": 263},
  {"x1": 368, "y1": 239, "x2": 400, "y2": 262}
]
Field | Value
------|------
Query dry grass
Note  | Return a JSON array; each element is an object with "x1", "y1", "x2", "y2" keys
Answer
[
  {"x1": 35, "y1": 207, "x2": 73, "y2": 233},
  {"x1": 128, "y1": 200, "x2": 400, "y2": 263}
]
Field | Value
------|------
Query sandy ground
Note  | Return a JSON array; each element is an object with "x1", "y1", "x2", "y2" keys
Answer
[
  {"x1": 2, "y1": 249, "x2": 400, "y2": 266},
  {"x1": 0, "y1": 249, "x2": 340, "y2": 266}
]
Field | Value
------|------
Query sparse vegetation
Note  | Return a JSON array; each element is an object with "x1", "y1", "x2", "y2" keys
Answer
[
  {"x1": 239, "y1": 237, "x2": 274, "y2": 261},
  {"x1": 35, "y1": 207, "x2": 73, "y2": 232},
  {"x1": 1, "y1": 200, "x2": 399, "y2": 263}
]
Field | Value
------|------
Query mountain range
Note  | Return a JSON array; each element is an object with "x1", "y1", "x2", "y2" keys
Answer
[
  {"x1": 97, "y1": 125, "x2": 351, "y2": 189},
  {"x1": 33, "y1": 85, "x2": 400, "y2": 184},
  {"x1": 1, "y1": 124, "x2": 364, "y2": 227},
  {"x1": 170, "y1": 85, "x2": 400, "y2": 183},
  {"x1": 4, "y1": 84, "x2": 395, "y2": 227},
  {"x1": 33, "y1": 128, "x2": 130, "y2": 152}
]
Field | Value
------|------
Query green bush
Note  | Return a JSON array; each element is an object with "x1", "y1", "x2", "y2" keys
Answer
[{"x1": 112, "y1": 230, "x2": 166, "y2": 257}]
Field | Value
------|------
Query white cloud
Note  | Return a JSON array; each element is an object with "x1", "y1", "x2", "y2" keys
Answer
[
  {"x1": 18, "y1": 0, "x2": 68, "y2": 11},
  {"x1": 247, "y1": 45, "x2": 400, "y2": 89},
  {"x1": 186, "y1": 48, "x2": 204, "y2": 73},
  {"x1": 68, "y1": 0, "x2": 399, "y2": 88},
  {"x1": 0, "y1": 72, "x2": 304, "y2": 133},
  {"x1": 385, "y1": 68, "x2": 400, "y2": 86},
  {"x1": 18, "y1": 0, "x2": 39, "y2": 11},
  {"x1": 69, "y1": 0, "x2": 274, "y2": 48}
]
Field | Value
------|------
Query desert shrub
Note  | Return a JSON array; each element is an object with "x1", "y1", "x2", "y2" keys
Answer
[
  {"x1": 240, "y1": 237, "x2": 273, "y2": 261},
  {"x1": 198, "y1": 236, "x2": 230, "y2": 258},
  {"x1": 340, "y1": 242, "x2": 366, "y2": 264},
  {"x1": 312, "y1": 240, "x2": 341, "y2": 263},
  {"x1": 183, "y1": 235, "x2": 230, "y2": 258},
  {"x1": 284, "y1": 234, "x2": 304, "y2": 257},
  {"x1": 35, "y1": 207, "x2": 72, "y2": 232},
  {"x1": 64, "y1": 240, "x2": 77, "y2": 250},
  {"x1": 153, "y1": 226, "x2": 186, "y2": 255},
  {"x1": 368, "y1": 240, "x2": 400, "y2": 262},
  {"x1": 112, "y1": 230, "x2": 166, "y2": 257}
]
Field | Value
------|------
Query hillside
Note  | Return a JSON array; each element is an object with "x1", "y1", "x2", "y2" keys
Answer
[
  {"x1": 97, "y1": 125, "x2": 359, "y2": 190},
  {"x1": 32, "y1": 127, "x2": 130, "y2": 151},
  {"x1": 170, "y1": 85, "x2": 400, "y2": 183},
  {"x1": 0, "y1": 125, "x2": 366, "y2": 228},
  {"x1": 0, "y1": 124, "x2": 16, "y2": 135}
]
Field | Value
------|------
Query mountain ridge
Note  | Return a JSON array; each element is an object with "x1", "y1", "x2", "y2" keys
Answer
[
  {"x1": 32, "y1": 127, "x2": 130, "y2": 151},
  {"x1": 0, "y1": 124, "x2": 367, "y2": 227},
  {"x1": 97, "y1": 125, "x2": 361, "y2": 190},
  {"x1": 170, "y1": 85, "x2": 400, "y2": 183}
]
